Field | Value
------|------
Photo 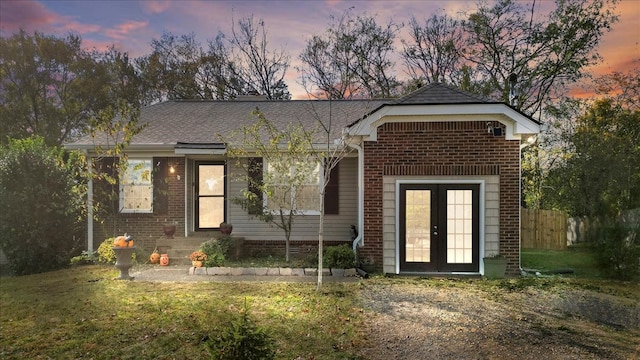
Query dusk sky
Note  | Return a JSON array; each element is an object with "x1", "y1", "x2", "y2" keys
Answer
[{"x1": 1, "y1": 0, "x2": 638, "y2": 99}]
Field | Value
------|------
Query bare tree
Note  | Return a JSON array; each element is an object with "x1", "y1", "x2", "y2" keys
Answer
[
  {"x1": 401, "y1": 12, "x2": 466, "y2": 86},
  {"x1": 225, "y1": 15, "x2": 291, "y2": 99},
  {"x1": 298, "y1": 9, "x2": 401, "y2": 99},
  {"x1": 136, "y1": 32, "x2": 241, "y2": 102}
]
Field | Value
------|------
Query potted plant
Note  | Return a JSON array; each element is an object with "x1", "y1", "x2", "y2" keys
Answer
[
  {"x1": 483, "y1": 254, "x2": 508, "y2": 278},
  {"x1": 219, "y1": 222, "x2": 233, "y2": 235},
  {"x1": 189, "y1": 251, "x2": 208, "y2": 268}
]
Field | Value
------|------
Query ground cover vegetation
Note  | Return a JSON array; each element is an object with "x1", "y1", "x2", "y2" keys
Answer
[{"x1": 0, "y1": 265, "x2": 638, "y2": 359}]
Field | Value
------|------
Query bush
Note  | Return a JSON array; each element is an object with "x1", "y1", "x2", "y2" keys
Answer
[
  {"x1": 96, "y1": 238, "x2": 117, "y2": 264},
  {"x1": 324, "y1": 244, "x2": 356, "y2": 268},
  {"x1": 0, "y1": 137, "x2": 86, "y2": 275},
  {"x1": 207, "y1": 302, "x2": 275, "y2": 360},
  {"x1": 593, "y1": 222, "x2": 640, "y2": 281},
  {"x1": 200, "y1": 238, "x2": 228, "y2": 267}
]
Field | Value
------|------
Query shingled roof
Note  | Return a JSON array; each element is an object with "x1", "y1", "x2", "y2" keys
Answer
[
  {"x1": 68, "y1": 98, "x2": 387, "y2": 149},
  {"x1": 392, "y1": 82, "x2": 493, "y2": 105},
  {"x1": 67, "y1": 83, "x2": 517, "y2": 150}
]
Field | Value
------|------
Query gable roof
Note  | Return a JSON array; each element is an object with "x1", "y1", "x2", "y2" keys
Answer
[{"x1": 347, "y1": 83, "x2": 540, "y2": 140}]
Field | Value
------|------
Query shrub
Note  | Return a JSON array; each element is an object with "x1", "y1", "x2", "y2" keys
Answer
[
  {"x1": 0, "y1": 137, "x2": 86, "y2": 275},
  {"x1": 207, "y1": 302, "x2": 275, "y2": 360},
  {"x1": 97, "y1": 238, "x2": 117, "y2": 264},
  {"x1": 324, "y1": 244, "x2": 356, "y2": 268},
  {"x1": 200, "y1": 238, "x2": 228, "y2": 267},
  {"x1": 593, "y1": 222, "x2": 640, "y2": 281}
]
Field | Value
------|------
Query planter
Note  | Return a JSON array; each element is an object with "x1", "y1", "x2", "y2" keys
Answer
[
  {"x1": 219, "y1": 222, "x2": 233, "y2": 235},
  {"x1": 483, "y1": 257, "x2": 508, "y2": 278},
  {"x1": 192, "y1": 260, "x2": 203, "y2": 268},
  {"x1": 163, "y1": 224, "x2": 176, "y2": 238},
  {"x1": 113, "y1": 246, "x2": 136, "y2": 280}
]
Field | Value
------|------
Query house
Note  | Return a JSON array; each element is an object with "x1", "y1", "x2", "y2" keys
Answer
[{"x1": 66, "y1": 83, "x2": 540, "y2": 275}]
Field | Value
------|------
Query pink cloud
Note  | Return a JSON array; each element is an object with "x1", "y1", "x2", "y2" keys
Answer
[
  {"x1": 140, "y1": 0, "x2": 172, "y2": 14},
  {"x1": 104, "y1": 20, "x2": 149, "y2": 41},
  {"x1": 0, "y1": 0, "x2": 58, "y2": 32}
]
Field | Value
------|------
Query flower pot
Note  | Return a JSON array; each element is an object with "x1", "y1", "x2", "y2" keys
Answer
[
  {"x1": 113, "y1": 246, "x2": 136, "y2": 280},
  {"x1": 192, "y1": 260, "x2": 203, "y2": 268},
  {"x1": 483, "y1": 257, "x2": 508, "y2": 278},
  {"x1": 163, "y1": 224, "x2": 176, "y2": 238}
]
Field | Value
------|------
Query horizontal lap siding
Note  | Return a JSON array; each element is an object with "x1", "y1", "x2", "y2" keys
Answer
[
  {"x1": 228, "y1": 157, "x2": 358, "y2": 242},
  {"x1": 361, "y1": 121, "x2": 521, "y2": 274}
]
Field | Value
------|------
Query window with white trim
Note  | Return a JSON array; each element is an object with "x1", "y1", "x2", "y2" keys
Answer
[
  {"x1": 120, "y1": 159, "x2": 153, "y2": 213},
  {"x1": 265, "y1": 159, "x2": 321, "y2": 213}
]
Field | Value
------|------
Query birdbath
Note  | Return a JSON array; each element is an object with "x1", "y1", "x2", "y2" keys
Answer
[{"x1": 113, "y1": 246, "x2": 136, "y2": 280}]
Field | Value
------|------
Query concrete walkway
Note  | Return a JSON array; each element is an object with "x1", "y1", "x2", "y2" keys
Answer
[{"x1": 130, "y1": 264, "x2": 363, "y2": 283}]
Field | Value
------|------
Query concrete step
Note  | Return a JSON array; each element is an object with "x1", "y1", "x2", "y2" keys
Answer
[
  {"x1": 155, "y1": 236, "x2": 211, "y2": 266},
  {"x1": 156, "y1": 236, "x2": 210, "y2": 249}
]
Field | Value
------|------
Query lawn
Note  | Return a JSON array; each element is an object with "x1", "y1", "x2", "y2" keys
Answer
[
  {"x1": 521, "y1": 245, "x2": 603, "y2": 278},
  {"x1": 0, "y1": 265, "x2": 365, "y2": 359},
  {"x1": 1, "y1": 250, "x2": 637, "y2": 359}
]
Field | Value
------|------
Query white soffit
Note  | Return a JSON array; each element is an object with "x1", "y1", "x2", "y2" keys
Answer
[{"x1": 349, "y1": 103, "x2": 540, "y2": 141}]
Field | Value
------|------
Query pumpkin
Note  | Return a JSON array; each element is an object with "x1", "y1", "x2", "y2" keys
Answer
[
  {"x1": 113, "y1": 236, "x2": 127, "y2": 247},
  {"x1": 149, "y1": 252, "x2": 160, "y2": 264},
  {"x1": 127, "y1": 239, "x2": 134, "y2": 247}
]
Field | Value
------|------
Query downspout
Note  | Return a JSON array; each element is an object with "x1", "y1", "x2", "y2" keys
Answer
[
  {"x1": 184, "y1": 157, "x2": 188, "y2": 237},
  {"x1": 347, "y1": 141, "x2": 364, "y2": 253},
  {"x1": 84, "y1": 150, "x2": 94, "y2": 252}
]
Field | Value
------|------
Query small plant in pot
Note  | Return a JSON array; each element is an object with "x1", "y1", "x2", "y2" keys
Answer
[{"x1": 189, "y1": 251, "x2": 208, "y2": 268}]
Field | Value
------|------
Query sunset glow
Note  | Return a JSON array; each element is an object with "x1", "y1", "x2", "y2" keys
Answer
[{"x1": 1, "y1": 0, "x2": 637, "y2": 99}]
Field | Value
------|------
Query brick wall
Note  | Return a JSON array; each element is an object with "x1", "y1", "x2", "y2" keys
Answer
[
  {"x1": 360, "y1": 121, "x2": 521, "y2": 274},
  {"x1": 93, "y1": 158, "x2": 186, "y2": 252}
]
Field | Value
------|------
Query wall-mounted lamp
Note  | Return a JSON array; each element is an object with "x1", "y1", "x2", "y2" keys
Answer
[
  {"x1": 486, "y1": 122, "x2": 503, "y2": 137},
  {"x1": 169, "y1": 165, "x2": 175, "y2": 174}
]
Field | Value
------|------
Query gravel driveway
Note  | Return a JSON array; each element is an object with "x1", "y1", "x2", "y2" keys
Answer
[{"x1": 355, "y1": 280, "x2": 640, "y2": 360}]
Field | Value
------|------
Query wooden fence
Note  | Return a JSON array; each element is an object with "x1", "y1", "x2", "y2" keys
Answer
[{"x1": 521, "y1": 208, "x2": 568, "y2": 250}]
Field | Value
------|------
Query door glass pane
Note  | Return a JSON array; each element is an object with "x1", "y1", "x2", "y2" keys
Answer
[
  {"x1": 199, "y1": 165, "x2": 224, "y2": 196},
  {"x1": 199, "y1": 197, "x2": 225, "y2": 228},
  {"x1": 405, "y1": 190, "x2": 431, "y2": 262},
  {"x1": 446, "y1": 190, "x2": 473, "y2": 263}
]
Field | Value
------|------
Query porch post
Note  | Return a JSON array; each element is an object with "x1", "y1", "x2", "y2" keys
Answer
[{"x1": 86, "y1": 152, "x2": 94, "y2": 252}]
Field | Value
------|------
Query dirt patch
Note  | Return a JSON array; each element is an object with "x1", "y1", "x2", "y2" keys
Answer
[{"x1": 356, "y1": 281, "x2": 640, "y2": 360}]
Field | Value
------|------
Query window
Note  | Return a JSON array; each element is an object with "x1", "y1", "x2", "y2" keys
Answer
[
  {"x1": 265, "y1": 159, "x2": 320, "y2": 213},
  {"x1": 120, "y1": 159, "x2": 153, "y2": 213}
]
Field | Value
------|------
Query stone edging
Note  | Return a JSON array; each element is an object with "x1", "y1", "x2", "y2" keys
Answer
[{"x1": 189, "y1": 267, "x2": 358, "y2": 277}]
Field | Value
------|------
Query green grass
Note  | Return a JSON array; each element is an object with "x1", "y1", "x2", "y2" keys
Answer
[
  {"x1": 521, "y1": 245, "x2": 602, "y2": 278},
  {"x1": 0, "y1": 265, "x2": 365, "y2": 359}
]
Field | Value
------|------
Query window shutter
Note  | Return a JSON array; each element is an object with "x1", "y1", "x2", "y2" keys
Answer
[
  {"x1": 324, "y1": 161, "x2": 339, "y2": 215},
  {"x1": 153, "y1": 157, "x2": 169, "y2": 215},
  {"x1": 247, "y1": 157, "x2": 263, "y2": 215},
  {"x1": 95, "y1": 157, "x2": 119, "y2": 214}
]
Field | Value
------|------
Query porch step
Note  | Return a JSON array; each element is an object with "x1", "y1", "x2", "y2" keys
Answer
[{"x1": 155, "y1": 236, "x2": 211, "y2": 265}]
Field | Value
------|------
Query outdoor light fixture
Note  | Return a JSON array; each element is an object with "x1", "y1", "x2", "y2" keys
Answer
[{"x1": 169, "y1": 165, "x2": 175, "y2": 174}]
